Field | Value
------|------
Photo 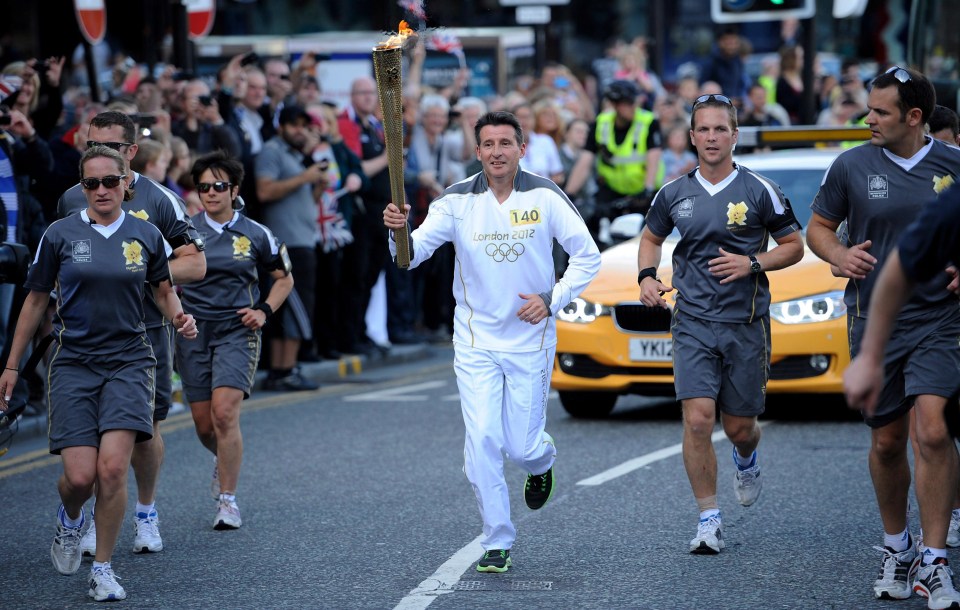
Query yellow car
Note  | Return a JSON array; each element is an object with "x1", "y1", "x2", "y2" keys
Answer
[{"x1": 553, "y1": 149, "x2": 849, "y2": 418}]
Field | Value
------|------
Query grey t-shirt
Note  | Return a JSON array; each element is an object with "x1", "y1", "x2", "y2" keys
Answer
[
  {"x1": 26, "y1": 212, "x2": 170, "y2": 356},
  {"x1": 811, "y1": 139, "x2": 960, "y2": 318},
  {"x1": 255, "y1": 136, "x2": 317, "y2": 249},
  {"x1": 58, "y1": 173, "x2": 199, "y2": 328},
  {"x1": 646, "y1": 165, "x2": 801, "y2": 323},
  {"x1": 181, "y1": 211, "x2": 281, "y2": 321}
]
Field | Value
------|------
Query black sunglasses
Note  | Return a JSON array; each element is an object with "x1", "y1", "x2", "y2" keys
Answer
[
  {"x1": 884, "y1": 65, "x2": 912, "y2": 83},
  {"x1": 87, "y1": 141, "x2": 134, "y2": 151},
  {"x1": 197, "y1": 181, "x2": 233, "y2": 193},
  {"x1": 80, "y1": 175, "x2": 127, "y2": 190},
  {"x1": 694, "y1": 94, "x2": 733, "y2": 107}
]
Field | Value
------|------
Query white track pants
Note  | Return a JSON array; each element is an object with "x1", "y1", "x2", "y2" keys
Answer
[{"x1": 453, "y1": 343, "x2": 557, "y2": 551}]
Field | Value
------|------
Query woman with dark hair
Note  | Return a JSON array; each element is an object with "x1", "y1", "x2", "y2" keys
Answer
[
  {"x1": 0, "y1": 145, "x2": 197, "y2": 602},
  {"x1": 178, "y1": 150, "x2": 294, "y2": 530}
]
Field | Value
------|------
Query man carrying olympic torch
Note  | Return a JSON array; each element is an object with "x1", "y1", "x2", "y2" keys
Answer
[{"x1": 383, "y1": 109, "x2": 600, "y2": 573}]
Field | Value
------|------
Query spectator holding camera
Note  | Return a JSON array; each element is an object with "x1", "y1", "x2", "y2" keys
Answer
[
  {"x1": 1, "y1": 57, "x2": 65, "y2": 140},
  {"x1": 171, "y1": 79, "x2": 242, "y2": 158},
  {"x1": 254, "y1": 105, "x2": 323, "y2": 391}
]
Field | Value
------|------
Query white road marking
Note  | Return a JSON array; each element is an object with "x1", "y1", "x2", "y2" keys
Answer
[
  {"x1": 343, "y1": 380, "x2": 447, "y2": 402},
  {"x1": 394, "y1": 536, "x2": 484, "y2": 610},
  {"x1": 578, "y1": 421, "x2": 771, "y2": 486},
  {"x1": 394, "y1": 421, "x2": 770, "y2": 608}
]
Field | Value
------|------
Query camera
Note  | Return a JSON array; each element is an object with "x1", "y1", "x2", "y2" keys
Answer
[
  {"x1": 131, "y1": 113, "x2": 157, "y2": 128},
  {"x1": 0, "y1": 113, "x2": 10, "y2": 127},
  {"x1": 240, "y1": 52, "x2": 260, "y2": 67},
  {"x1": 0, "y1": 241, "x2": 29, "y2": 285},
  {"x1": 198, "y1": 95, "x2": 213, "y2": 107}
]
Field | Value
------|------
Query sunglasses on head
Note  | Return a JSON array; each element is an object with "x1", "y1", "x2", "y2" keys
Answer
[
  {"x1": 694, "y1": 94, "x2": 733, "y2": 107},
  {"x1": 884, "y1": 65, "x2": 912, "y2": 83},
  {"x1": 197, "y1": 181, "x2": 233, "y2": 193},
  {"x1": 80, "y1": 175, "x2": 126, "y2": 190},
  {"x1": 87, "y1": 141, "x2": 134, "y2": 151}
]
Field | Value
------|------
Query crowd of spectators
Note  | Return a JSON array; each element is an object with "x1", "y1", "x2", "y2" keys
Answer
[{"x1": 0, "y1": 28, "x2": 896, "y2": 405}]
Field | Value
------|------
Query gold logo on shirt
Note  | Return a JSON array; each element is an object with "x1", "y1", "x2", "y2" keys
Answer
[
  {"x1": 933, "y1": 174, "x2": 955, "y2": 194},
  {"x1": 727, "y1": 202, "x2": 748, "y2": 226},
  {"x1": 122, "y1": 240, "x2": 144, "y2": 268},
  {"x1": 232, "y1": 235, "x2": 252, "y2": 258},
  {"x1": 129, "y1": 209, "x2": 149, "y2": 221}
]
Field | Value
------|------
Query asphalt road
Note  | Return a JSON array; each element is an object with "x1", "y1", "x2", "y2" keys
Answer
[{"x1": 0, "y1": 346, "x2": 946, "y2": 609}]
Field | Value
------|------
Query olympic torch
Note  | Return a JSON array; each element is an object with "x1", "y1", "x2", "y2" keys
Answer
[{"x1": 374, "y1": 22, "x2": 415, "y2": 269}]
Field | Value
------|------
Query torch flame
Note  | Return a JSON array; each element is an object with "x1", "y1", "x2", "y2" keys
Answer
[{"x1": 376, "y1": 20, "x2": 416, "y2": 50}]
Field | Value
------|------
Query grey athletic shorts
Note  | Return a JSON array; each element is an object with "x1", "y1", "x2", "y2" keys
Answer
[
  {"x1": 47, "y1": 342, "x2": 156, "y2": 454},
  {"x1": 147, "y1": 324, "x2": 174, "y2": 421},
  {"x1": 671, "y1": 309, "x2": 770, "y2": 417},
  {"x1": 849, "y1": 304, "x2": 960, "y2": 429},
  {"x1": 176, "y1": 318, "x2": 262, "y2": 402}
]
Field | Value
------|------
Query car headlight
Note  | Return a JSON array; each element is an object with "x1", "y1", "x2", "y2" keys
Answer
[
  {"x1": 557, "y1": 298, "x2": 611, "y2": 323},
  {"x1": 770, "y1": 291, "x2": 846, "y2": 324}
]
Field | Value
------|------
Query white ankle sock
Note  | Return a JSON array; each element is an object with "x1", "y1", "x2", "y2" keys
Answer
[{"x1": 884, "y1": 528, "x2": 910, "y2": 552}]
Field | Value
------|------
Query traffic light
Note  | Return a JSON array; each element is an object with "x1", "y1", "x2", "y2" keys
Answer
[{"x1": 711, "y1": 0, "x2": 815, "y2": 23}]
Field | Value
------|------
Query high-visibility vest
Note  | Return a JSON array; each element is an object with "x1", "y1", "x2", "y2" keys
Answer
[{"x1": 595, "y1": 109, "x2": 661, "y2": 195}]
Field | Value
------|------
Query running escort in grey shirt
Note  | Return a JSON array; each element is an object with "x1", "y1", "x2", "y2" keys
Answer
[
  {"x1": 811, "y1": 138, "x2": 960, "y2": 318},
  {"x1": 25, "y1": 210, "x2": 171, "y2": 355},
  {"x1": 645, "y1": 164, "x2": 802, "y2": 323},
  {"x1": 182, "y1": 211, "x2": 283, "y2": 320},
  {"x1": 57, "y1": 172, "x2": 202, "y2": 329}
]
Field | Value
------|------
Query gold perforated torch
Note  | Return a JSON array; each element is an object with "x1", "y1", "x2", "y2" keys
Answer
[{"x1": 374, "y1": 21, "x2": 416, "y2": 269}]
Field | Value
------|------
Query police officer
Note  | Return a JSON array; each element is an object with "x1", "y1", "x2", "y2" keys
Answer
[{"x1": 565, "y1": 79, "x2": 663, "y2": 246}]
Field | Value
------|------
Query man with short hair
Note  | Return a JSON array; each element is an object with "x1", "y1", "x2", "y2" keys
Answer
[
  {"x1": 171, "y1": 79, "x2": 242, "y2": 158},
  {"x1": 807, "y1": 67, "x2": 960, "y2": 608},
  {"x1": 383, "y1": 110, "x2": 600, "y2": 573},
  {"x1": 58, "y1": 110, "x2": 206, "y2": 558},
  {"x1": 638, "y1": 94, "x2": 803, "y2": 554},
  {"x1": 929, "y1": 104, "x2": 960, "y2": 146},
  {"x1": 255, "y1": 105, "x2": 324, "y2": 391},
  {"x1": 336, "y1": 77, "x2": 399, "y2": 354}
]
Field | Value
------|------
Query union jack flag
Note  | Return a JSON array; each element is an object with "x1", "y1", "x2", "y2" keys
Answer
[
  {"x1": 0, "y1": 75, "x2": 22, "y2": 104},
  {"x1": 397, "y1": 0, "x2": 427, "y2": 20},
  {"x1": 426, "y1": 31, "x2": 462, "y2": 54}
]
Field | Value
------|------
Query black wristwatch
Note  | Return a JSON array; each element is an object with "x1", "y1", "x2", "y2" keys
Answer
[
  {"x1": 638, "y1": 266, "x2": 658, "y2": 286},
  {"x1": 254, "y1": 302, "x2": 274, "y2": 317},
  {"x1": 748, "y1": 255, "x2": 762, "y2": 274}
]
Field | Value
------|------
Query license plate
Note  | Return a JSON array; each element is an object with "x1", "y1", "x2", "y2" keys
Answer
[{"x1": 628, "y1": 338, "x2": 673, "y2": 362}]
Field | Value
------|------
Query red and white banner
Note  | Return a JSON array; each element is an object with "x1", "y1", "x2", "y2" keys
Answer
[
  {"x1": 185, "y1": 0, "x2": 216, "y2": 41},
  {"x1": 74, "y1": 0, "x2": 106, "y2": 46}
]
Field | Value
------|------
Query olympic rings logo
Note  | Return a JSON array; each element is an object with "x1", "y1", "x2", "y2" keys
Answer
[{"x1": 484, "y1": 242, "x2": 526, "y2": 262}]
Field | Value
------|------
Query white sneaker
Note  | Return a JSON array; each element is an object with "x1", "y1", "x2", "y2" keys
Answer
[
  {"x1": 88, "y1": 564, "x2": 126, "y2": 601},
  {"x1": 213, "y1": 498, "x2": 242, "y2": 530},
  {"x1": 914, "y1": 560, "x2": 960, "y2": 610},
  {"x1": 873, "y1": 540, "x2": 919, "y2": 600},
  {"x1": 80, "y1": 520, "x2": 96, "y2": 558},
  {"x1": 689, "y1": 514, "x2": 724, "y2": 554},
  {"x1": 947, "y1": 512, "x2": 960, "y2": 548},
  {"x1": 51, "y1": 515, "x2": 84, "y2": 575},
  {"x1": 733, "y1": 448, "x2": 762, "y2": 507},
  {"x1": 211, "y1": 456, "x2": 220, "y2": 500},
  {"x1": 132, "y1": 510, "x2": 163, "y2": 553}
]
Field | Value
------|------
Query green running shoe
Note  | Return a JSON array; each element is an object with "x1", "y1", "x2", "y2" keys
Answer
[{"x1": 476, "y1": 549, "x2": 512, "y2": 573}]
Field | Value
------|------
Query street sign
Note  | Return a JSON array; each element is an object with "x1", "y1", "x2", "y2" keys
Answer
[
  {"x1": 73, "y1": 0, "x2": 106, "y2": 46},
  {"x1": 516, "y1": 6, "x2": 551, "y2": 24},
  {"x1": 500, "y1": 0, "x2": 569, "y2": 5},
  {"x1": 184, "y1": 0, "x2": 216, "y2": 40}
]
